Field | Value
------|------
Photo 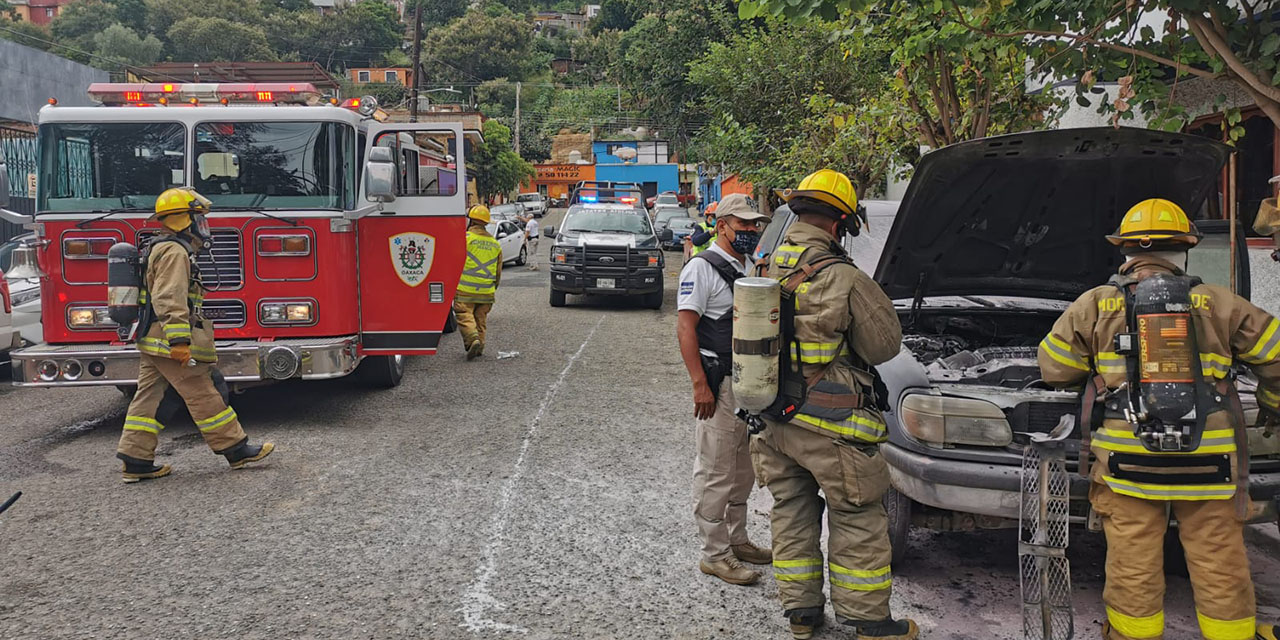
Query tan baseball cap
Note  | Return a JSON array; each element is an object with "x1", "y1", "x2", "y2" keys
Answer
[{"x1": 714, "y1": 193, "x2": 768, "y2": 222}]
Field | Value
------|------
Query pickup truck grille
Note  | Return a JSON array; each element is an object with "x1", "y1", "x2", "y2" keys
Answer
[
  {"x1": 200, "y1": 299, "x2": 246, "y2": 328},
  {"x1": 581, "y1": 245, "x2": 641, "y2": 274},
  {"x1": 1008, "y1": 401, "x2": 1079, "y2": 437},
  {"x1": 137, "y1": 229, "x2": 244, "y2": 289}
]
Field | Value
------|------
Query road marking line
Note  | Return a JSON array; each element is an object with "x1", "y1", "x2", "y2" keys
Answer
[{"x1": 458, "y1": 314, "x2": 605, "y2": 633}]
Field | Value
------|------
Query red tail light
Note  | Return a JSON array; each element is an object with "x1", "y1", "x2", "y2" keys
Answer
[{"x1": 1, "y1": 274, "x2": 10, "y2": 314}]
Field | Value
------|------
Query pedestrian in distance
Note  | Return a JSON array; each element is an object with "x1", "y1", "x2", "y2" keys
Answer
[
  {"x1": 756, "y1": 170, "x2": 918, "y2": 640},
  {"x1": 117, "y1": 187, "x2": 274, "y2": 483},
  {"x1": 524, "y1": 212, "x2": 540, "y2": 271},
  {"x1": 676, "y1": 193, "x2": 774, "y2": 587},
  {"x1": 1039, "y1": 198, "x2": 1279, "y2": 640},
  {"x1": 455, "y1": 205, "x2": 503, "y2": 361}
]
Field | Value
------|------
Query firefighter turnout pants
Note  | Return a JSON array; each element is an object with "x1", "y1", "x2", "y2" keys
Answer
[
  {"x1": 117, "y1": 353, "x2": 247, "y2": 460},
  {"x1": 752, "y1": 420, "x2": 893, "y2": 621},
  {"x1": 694, "y1": 384, "x2": 755, "y2": 563},
  {"x1": 1090, "y1": 482, "x2": 1256, "y2": 640},
  {"x1": 453, "y1": 301, "x2": 492, "y2": 350}
]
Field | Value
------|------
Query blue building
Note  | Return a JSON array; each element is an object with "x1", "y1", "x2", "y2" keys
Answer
[
  {"x1": 592, "y1": 140, "x2": 671, "y2": 165},
  {"x1": 593, "y1": 163, "x2": 680, "y2": 201}
]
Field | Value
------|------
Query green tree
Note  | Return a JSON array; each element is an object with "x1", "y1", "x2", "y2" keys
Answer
[
  {"x1": 51, "y1": 0, "x2": 117, "y2": 58},
  {"x1": 425, "y1": 10, "x2": 539, "y2": 82},
  {"x1": 590, "y1": 0, "x2": 643, "y2": 33},
  {"x1": 167, "y1": 16, "x2": 276, "y2": 61},
  {"x1": 262, "y1": 9, "x2": 325, "y2": 62},
  {"x1": 0, "y1": 19, "x2": 54, "y2": 51},
  {"x1": 319, "y1": 0, "x2": 403, "y2": 69},
  {"x1": 414, "y1": 0, "x2": 467, "y2": 26},
  {"x1": 94, "y1": 23, "x2": 163, "y2": 66},
  {"x1": 144, "y1": 0, "x2": 265, "y2": 41},
  {"x1": 107, "y1": 0, "x2": 148, "y2": 32},
  {"x1": 472, "y1": 119, "x2": 536, "y2": 202}
]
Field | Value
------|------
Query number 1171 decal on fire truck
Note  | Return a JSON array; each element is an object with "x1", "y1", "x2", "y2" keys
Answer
[{"x1": 0, "y1": 82, "x2": 478, "y2": 390}]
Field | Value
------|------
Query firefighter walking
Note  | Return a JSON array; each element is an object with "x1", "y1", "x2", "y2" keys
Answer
[
  {"x1": 455, "y1": 205, "x2": 502, "y2": 361},
  {"x1": 754, "y1": 170, "x2": 918, "y2": 640},
  {"x1": 1038, "y1": 198, "x2": 1279, "y2": 640},
  {"x1": 117, "y1": 188, "x2": 273, "y2": 483}
]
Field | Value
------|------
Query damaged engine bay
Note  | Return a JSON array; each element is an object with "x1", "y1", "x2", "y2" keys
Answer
[{"x1": 902, "y1": 310, "x2": 1058, "y2": 389}]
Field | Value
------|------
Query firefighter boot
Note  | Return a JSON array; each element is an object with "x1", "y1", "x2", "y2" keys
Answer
[
  {"x1": 218, "y1": 438, "x2": 275, "y2": 469},
  {"x1": 732, "y1": 541, "x2": 773, "y2": 565},
  {"x1": 118, "y1": 453, "x2": 172, "y2": 484},
  {"x1": 840, "y1": 618, "x2": 920, "y2": 640},
  {"x1": 466, "y1": 341, "x2": 484, "y2": 361},
  {"x1": 1259, "y1": 624, "x2": 1277, "y2": 640},
  {"x1": 786, "y1": 607, "x2": 824, "y2": 640}
]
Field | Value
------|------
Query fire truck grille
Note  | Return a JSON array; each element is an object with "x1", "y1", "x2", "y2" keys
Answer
[
  {"x1": 137, "y1": 229, "x2": 244, "y2": 289},
  {"x1": 200, "y1": 299, "x2": 246, "y2": 329}
]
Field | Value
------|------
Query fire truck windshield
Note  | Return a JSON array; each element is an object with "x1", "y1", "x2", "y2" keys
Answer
[
  {"x1": 193, "y1": 121, "x2": 355, "y2": 211},
  {"x1": 38, "y1": 122, "x2": 186, "y2": 213}
]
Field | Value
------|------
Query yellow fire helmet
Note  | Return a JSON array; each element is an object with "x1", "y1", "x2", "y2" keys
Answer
[
  {"x1": 1107, "y1": 198, "x2": 1202, "y2": 248},
  {"x1": 151, "y1": 187, "x2": 211, "y2": 232},
  {"x1": 468, "y1": 204, "x2": 491, "y2": 224},
  {"x1": 778, "y1": 169, "x2": 858, "y2": 217}
]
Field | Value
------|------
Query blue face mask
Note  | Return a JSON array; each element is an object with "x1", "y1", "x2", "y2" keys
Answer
[{"x1": 729, "y1": 228, "x2": 760, "y2": 255}]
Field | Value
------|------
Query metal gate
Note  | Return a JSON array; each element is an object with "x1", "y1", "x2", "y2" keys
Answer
[{"x1": 1, "y1": 125, "x2": 36, "y2": 244}]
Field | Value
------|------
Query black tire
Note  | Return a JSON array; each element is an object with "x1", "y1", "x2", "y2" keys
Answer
[
  {"x1": 884, "y1": 486, "x2": 913, "y2": 566},
  {"x1": 642, "y1": 285, "x2": 664, "y2": 310},
  {"x1": 550, "y1": 288, "x2": 567, "y2": 307},
  {"x1": 443, "y1": 310, "x2": 458, "y2": 334},
  {"x1": 516, "y1": 245, "x2": 527, "y2": 266},
  {"x1": 1163, "y1": 527, "x2": 1190, "y2": 577},
  {"x1": 356, "y1": 354, "x2": 404, "y2": 389}
]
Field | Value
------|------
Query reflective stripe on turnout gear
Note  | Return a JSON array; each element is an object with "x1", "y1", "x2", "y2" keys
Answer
[
  {"x1": 1092, "y1": 427, "x2": 1237, "y2": 455},
  {"x1": 1039, "y1": 334, "x2": 1089, "y2": 371},
  {"x1": 793, "y1": 412, "x2": 886, "y2": 443},
  {"x1": 1196, "y1": 611, "x2": 1256, "y2": 640},
  {"x1": 828, "y1": 562, "x2": 891, "y2": 592},
  {"x1": 1096, "y1": 351, "x2": 1125, "y2": 374},
  {"x1": 1200, "y1": 351, "x2": 1233, "y2": 378},
  {"x1": 195, "y1": 407, "x2": 238, "y2": 432},
  {"x1": 458, "y1": 231, "x2": 501, "y2": 297},
  {"x1": 163, "y1": 322, "x2": 192, "y2": 341},
  {"x1": 137, "y1": 337, "x2": 217, "y2": 361},
  {"x1": 1258, "y1": 387, "x2": 1280, "y2": 411},
  {"x1": 773, "y1": 245, "x2": 805, "y2": 269},
  {"x1": 1241, "y1": 318, "x2": 1280, "y2": 364},
  {"x1": 123, "y1": 415, "x2": 164, "y2": 434},
  {"x1": 1101, "y1": 475, "x2": 1235, "y2": 501},
  {"x1": 790, "y1": 341, "x2": 851, "y2": 364},
  {"x1": 1107, "y1": 606, "x2": 1164, "y2": 639},
  {"x1": 772, "y1": 558, "x2": 823, "y2": 582}
]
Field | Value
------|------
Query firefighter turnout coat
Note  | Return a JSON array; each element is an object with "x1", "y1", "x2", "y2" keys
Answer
[
  {"x1": 456, "y1": 227, "x2": 502, "y2": 305},
  {"x1": 136, "y1": 238, "x2": 216, "y2": 362}
]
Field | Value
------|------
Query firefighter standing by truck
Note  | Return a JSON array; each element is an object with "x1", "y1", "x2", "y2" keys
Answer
[
  {"x1": 752, "y1": 170, "x2": 918, "y2": 640},
  {"x1": 116, "y1": 188, "x2": 274, "y2": 483},
  {"x1": 1038, "y1": 198, "x2": 1279, "y2": 640},
  {"x1": 455, "y1": 205, "x2": 502, "y2": 361}
]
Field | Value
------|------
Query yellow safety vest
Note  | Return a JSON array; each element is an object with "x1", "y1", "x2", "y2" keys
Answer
[
  {"x1": 457, "y1": 230, "x2": 502, "y2": 303},
  {"x1": 690, "y1": 221, "x2": 715, "y2": 256}
]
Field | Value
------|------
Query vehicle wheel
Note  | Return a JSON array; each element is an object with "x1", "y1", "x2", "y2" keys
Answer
[
  {"x1": 550, "y1": 288, "x2": 567, "y2": 307},
  {"x1": 1163, "y1": 528, "x2": 1190, "y2": 577},
  {"x1": 443, "y1": 310, "x2": 458, "y2": 334},
  {"x1": 516, "y1": 245, "x2": 527, "y2": 266},
  {"x1": 356, "y1": 354, "x2": 404, "y2": 389},
  {"x1": 884, "y1": 486, "x2": 913, "y2": 566}
]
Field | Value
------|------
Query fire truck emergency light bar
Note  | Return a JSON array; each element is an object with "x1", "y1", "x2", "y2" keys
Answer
[{"x1": 87, "y1": 83, "x2": 324, "y2": 106}]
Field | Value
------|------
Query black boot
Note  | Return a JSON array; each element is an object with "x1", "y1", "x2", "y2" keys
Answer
[
  {"x1": 840, "y1": 617, "x2": 920, "y2": 640},
  {"x1": 117, "y1": 453, "x2": 172, "y2": 484},
  {"x1": 217, "y1": 438, "x2": 275, "y2": 470},
  {"x1": 785, "y1": 607, "x2": 824, "y2": 640}
]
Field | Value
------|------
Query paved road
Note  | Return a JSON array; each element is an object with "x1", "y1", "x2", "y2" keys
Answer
[{"x1": 1, "y1": 209, "x2": 1277, "y2": 639}]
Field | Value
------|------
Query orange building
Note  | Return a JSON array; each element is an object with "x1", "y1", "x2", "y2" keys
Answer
[
  {"x1": 350, "y1": 67, "x2": 412, "y2": 86},
  {"x1": 719, "y1": 173, "x2": 753, "y2": 198},
  {"x1": 523, "y1": 163, "x2": 596, "y2": 200}
]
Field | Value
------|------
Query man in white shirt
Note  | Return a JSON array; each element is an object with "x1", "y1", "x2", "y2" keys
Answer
[
  {"x1": 524, "y1": 215, "x2": 540, "y2": 271},
  {"x1": 676, "y1": 192, "x2": 772, "y2": 586}
]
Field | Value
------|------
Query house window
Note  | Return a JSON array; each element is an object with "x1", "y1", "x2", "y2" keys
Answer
[
  {"x1": 357, "y1": 70, "x2": 370, "y2": 83},
  {"x1": 45, "y1": 7, "x2": 56, "y2": 17},
  {"x1": 385, "y1": 70, "x2": 398, "y2": 84}
]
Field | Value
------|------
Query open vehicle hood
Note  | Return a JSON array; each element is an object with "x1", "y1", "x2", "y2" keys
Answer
[{"x1": 875, "y1": 127, "x2": 1231, "y2": 302}]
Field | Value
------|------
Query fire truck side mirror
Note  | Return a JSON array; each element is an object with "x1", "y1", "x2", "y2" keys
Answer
[{"x1": 365, "y1": 147, "x2": 397, "y2": 204}]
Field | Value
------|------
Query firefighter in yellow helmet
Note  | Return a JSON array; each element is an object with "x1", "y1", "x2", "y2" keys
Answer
[
  {"x1": 116, "y1": 187, "x2": 273, "y2": 483},
  {"x1": 454, "y1": 204, "x2": 502, "y2": 361},
  {"x1": 1039, "y1": 198, "x2": 1279, "y2": 640},
  {"x1": 755, "y1": 169, "x2": 917, "y2": 640}
]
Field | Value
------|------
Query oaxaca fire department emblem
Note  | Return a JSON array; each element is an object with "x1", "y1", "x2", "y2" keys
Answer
[{"x1": 389, "y1": 233, "x2": 435, "y2": 287}]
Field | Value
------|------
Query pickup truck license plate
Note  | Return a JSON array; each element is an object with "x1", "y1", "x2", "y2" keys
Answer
[{"x1": 597, "y1": 278, "x2": 615, "y2": 289}]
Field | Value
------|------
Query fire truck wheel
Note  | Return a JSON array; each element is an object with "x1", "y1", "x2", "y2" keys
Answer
[
  {"x1": 550, "y1": 289, "x2": 567, "y2": 307},
  {"x1": 516, "y1": 245, "x2": 527, "y2": 266},
  {"x1": 443, "y1": 310, "x2": 458, "y2": 334},
  {"x1": 884, "y1": 486, "x2": 913, "y2": 566},
  {"x1": 357, "y1": 354, "x2": 404, "y2": 388}
]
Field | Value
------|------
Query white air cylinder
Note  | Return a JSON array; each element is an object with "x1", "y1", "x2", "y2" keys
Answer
[{"x1": 733, "y1": 277, "x2": 781, "y2": 412}]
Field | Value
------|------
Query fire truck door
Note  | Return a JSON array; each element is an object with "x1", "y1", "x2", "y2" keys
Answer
[{"x1": 356, "y1": 123, "x2": 466, "y2": 355}]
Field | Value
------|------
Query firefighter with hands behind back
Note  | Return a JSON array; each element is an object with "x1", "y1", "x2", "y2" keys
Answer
[
  {"x1": 754, "y1": 169, "x2": 918, "y2": 640},
  {"x1": 1038, "y1": 198, "x2": 1279, "y2": 640},
  {"x1": 455, "y1": 204, "x2": 502, "y2": 361},
  {"x1": 116, "y1": 187, "x2": 274, "y2": 483}
]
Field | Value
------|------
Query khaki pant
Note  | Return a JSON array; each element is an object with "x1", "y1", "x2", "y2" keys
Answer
[
  {"x1": 117, "y1": 352, "x2": 247, "y2": 460},
  {"x1": 694, "y1": 384, "x2": 755, "y2": 562},
  {"x1": 454, "y1": 301, "x2": 492, "y2": 349},
  {"x1": 1091, "y1": 483, "x2": 1256, "y2": 640},
  {"x1": 527, "y1": 238, "x2": 539, "y2": 268},
  {"x1": 752, "y1": 420, "x2": 893, "y2": 621}
]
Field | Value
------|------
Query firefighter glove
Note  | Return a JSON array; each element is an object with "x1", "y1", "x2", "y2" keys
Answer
[{"x1": 168, "y1": 344, "x2": 192, "y2": 363}]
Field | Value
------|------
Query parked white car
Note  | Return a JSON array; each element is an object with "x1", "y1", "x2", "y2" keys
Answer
[
  {"x1": 487, "y1": 219, "x2": 529, "y2": 266},
  {"x1": 516, "y1": 192, "x2": 548, "y2": 218},
  {"x1": 0, "y1": 233, "x2": 40, "y2": 346}
]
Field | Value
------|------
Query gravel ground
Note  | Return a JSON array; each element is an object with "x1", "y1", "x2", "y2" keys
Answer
[{"x1": 1, "y1": 209, "x2": 1277, "y2": 639}]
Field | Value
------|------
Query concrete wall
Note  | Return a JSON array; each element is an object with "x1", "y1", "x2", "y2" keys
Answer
[{"x1": 0, "y1": 40, "x2": 107, "y2": 124}]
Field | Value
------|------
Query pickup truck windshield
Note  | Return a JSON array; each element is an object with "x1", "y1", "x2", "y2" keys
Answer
[
  {"x1": 38, "y1": 122, "x2": 186, "y2": 212},
  {"x1": 194, "y1": 122, "x2": 355, "y2": 210},
  {"x1": 564, "y1": 209, "x2": 653, "y2": 235}
]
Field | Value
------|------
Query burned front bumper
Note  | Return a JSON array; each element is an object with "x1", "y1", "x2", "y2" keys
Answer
[{"x1": 10, "y1": 336, "x2": 360, "y2": 387}]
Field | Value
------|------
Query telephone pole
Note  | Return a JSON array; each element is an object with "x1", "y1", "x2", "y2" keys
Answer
[
  {"x1": 409, "y1": 0, "x2": 423, "y2": 122},
  {"x1": 514, "y1": 81, "x2": 522, "y2": 155}
]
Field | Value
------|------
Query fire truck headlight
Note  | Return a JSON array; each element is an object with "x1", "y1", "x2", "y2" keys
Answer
[
  {"x1": 67, "y1": 306, "x2": 118, "y2": 329},
  {"x1": 260, "y1": 300, "x2": 314, "y2": 325},
  {"x1": 286, "y1": 303, "x2": 312, "y2": 322}
]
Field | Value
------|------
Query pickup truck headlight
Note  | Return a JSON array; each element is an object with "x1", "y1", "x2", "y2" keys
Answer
[
  {"x1": 637, "y1": 249, "x2": 662, "y2": 267},
  {"x1": 899, "y1": 394, "x2": 1012, "y2": 448},
  {"x1": 552, "y1": 246, "x2": 575, "y2": 264}
]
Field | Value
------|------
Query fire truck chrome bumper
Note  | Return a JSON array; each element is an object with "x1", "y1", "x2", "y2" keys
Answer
[{"x1": 9, "y1": 337, "x2": 360, "y2": 387}]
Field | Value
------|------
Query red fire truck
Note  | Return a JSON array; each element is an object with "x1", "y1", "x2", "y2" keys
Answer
[{"x1": 0, "y1": 82, "x2": 474, "y2": 390}]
